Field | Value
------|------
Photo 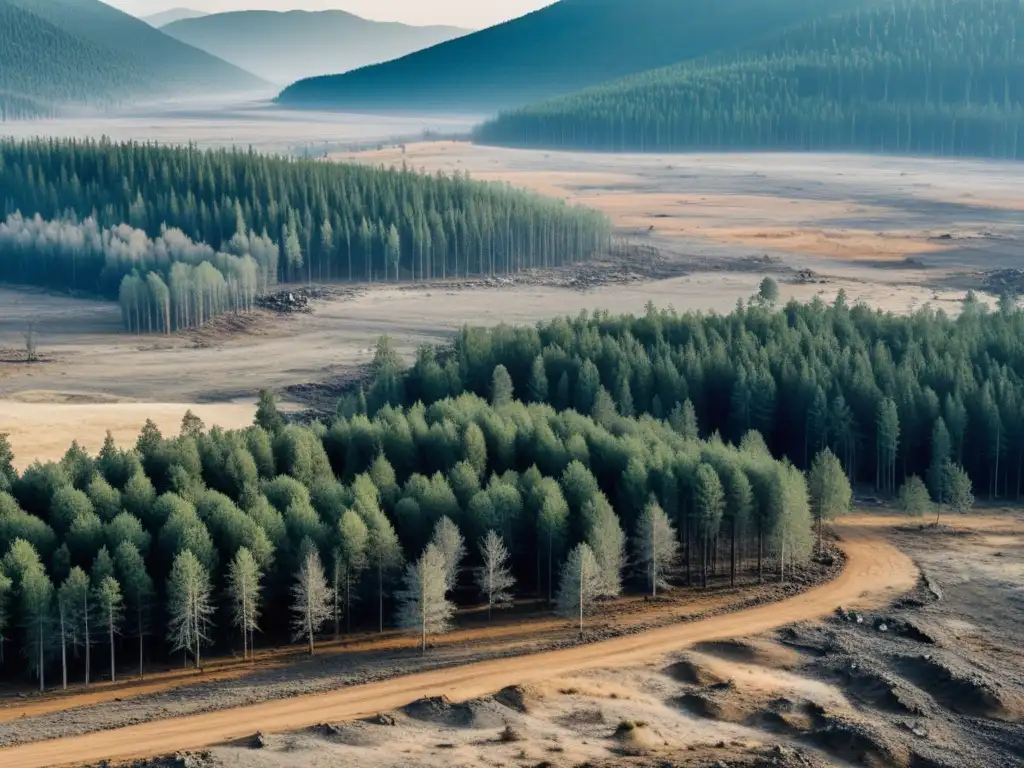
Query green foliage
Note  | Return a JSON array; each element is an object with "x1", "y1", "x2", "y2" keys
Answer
[
  {"x1": 477, "y1": 0, "x2": 1024, "y2": 161},
  {"x1": 807, "y1": 448, "x2": 852, "y2": 544},
  {"x1": 897, "y1": 476, "x2": 931, "y2": 518},
  {"x1": 0, "y1": 139, "x2": 608, "y2": 299},
  {"x1": 758, "y1": 278, "x2": 780, "y2": 306}
]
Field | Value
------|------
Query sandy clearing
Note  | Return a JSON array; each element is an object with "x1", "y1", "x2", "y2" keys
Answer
[
  {"x1": 0, "y1": 523, "x2": 917, "y2": 768},
  {"x1": 0, "y1": 399, "x2": 255, "y2": 471}
]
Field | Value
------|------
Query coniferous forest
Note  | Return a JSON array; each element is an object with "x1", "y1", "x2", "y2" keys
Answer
[
  {"x1": 0, "y1": 347, "x2": 818, "y2": 689},
  {"x1": 475, "y1": 0, "x2": 1024, "y2": 159},
  {"x1": 0, "y1": 139, "x2": 611, "y2": 290}
]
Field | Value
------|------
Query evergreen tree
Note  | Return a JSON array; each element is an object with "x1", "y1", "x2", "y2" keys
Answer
[
  {"x1": 166, "y1": 550, "x2": 214, "y2": 668},
  {"x1": 226, "y1": 547, "x2": 262, "y2": 660},
  {"x1": 633, "y1": 500, "x2": 679, "y2": 597},
  {"x1": 430, "y1": 516, "x2": 466, "y2": 594},
  {"x1": 807, "y1": 448, "x2": 852, "y2": 551},
  {"x1": 95, "y1": 576, "x2": 123, "y2": 683}
]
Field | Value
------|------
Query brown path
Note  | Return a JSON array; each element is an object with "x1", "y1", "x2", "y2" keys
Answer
[{"x1": 0, "y1": 524, "x2": 917, "y2": 768}]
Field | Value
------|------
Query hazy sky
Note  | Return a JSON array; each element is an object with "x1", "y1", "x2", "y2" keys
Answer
[{"x1": 110, "y1": 1, "x2": 554, "y2": 28}]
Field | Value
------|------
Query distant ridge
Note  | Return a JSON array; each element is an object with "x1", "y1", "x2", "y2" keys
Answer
[
  {"x1": 162, "y1": 10, "x2": 470, "y2": 85},
  {"x1": 143, "y1": 7, "x2": 207, "y2": 27},
  {"x1": 276, "y1": 0, "x2": 863, "y2": 113},
  {"x1": 0, "y1": 0, "x2": 265, "y2": 119}
]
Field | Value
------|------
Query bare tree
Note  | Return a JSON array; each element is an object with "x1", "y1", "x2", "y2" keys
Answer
[
  {"x1": 475, "y1": 530, "x2": 515, "y2": 620},
  {"x1": 430, "y1": 516, "x2": 466, "y2": 594},
  {"x1": 291, "y1": 548, "x2": 331, "y2": 655},
  {"x1": 166, "y1": 550, "x2": 214, "y2": 668},
  {"x1": 226, "y1": 548, "x2": 262, "y2": 660},
  {"x1": 23, "y1": 320, "x2": 38, "y2": 364},
  {"x1": 633, "y1": 500, "x2": 679, "y2": 598},
  {"x1": 556, "y1": 543, "x2": 602, "y2": 638},
  {"x1": 396, "y1": 543, "x2": 454, "y2": 654}
]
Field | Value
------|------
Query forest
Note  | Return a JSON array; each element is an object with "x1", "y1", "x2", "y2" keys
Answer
[
  {"x1": 0, "y1": 325, "x2": 845, "y2": 688},
  {"x1": 0, "y1": 139, "x2": 611, "y2": 289},
  {"x1": 375, "y1": 293, "x2": 996, "y2": 504},
  {"x1": 0, "y1": 213, "x2": 276, "y2": 333},
  {"x1": 474, "y1": 0, "x2": 1024, "y2": 159}
]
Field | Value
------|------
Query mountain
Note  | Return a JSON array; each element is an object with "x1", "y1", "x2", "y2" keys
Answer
[
  {"x1": 474, "y1": 0, "x2": 1024, "y2": 160},
  {"x1": 0, "y1": 0, "x2": 265, "y2": 118},
  {"x1": 143, "y1": 7, "x2": 206, "y2": 26},
  {"x1": 275, "y1": 0, "x2": 863, "y2": 113},
  {"x1": 161, "y1": 10, "x2": 469, "y2": 85},
  {"x1": 0, "y1": 0, "x2": 148, "y2": 119}
]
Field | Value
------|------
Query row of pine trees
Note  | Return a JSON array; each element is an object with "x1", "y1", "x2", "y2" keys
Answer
[
  {"x1": 0, "y1": 339, "x2": 836, "y2": 689},
  {"x1": 0, "y1": 138, "x2": 611, "y2": 288},
  {"x1": 475, "y1": 0, "x2": 1024, "y2": 159}
]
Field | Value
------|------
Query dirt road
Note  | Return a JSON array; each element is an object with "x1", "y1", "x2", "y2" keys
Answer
[{"x1": 0, "y1": 524, "x2": 916, "y2": 768}]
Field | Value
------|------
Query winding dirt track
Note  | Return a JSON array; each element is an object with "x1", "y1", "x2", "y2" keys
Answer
[{"x1": 0, "y1": 524, "x2": 916, "y2": 768}]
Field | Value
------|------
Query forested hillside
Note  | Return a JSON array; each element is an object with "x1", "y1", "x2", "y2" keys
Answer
[
  {"x1": 0, "y1": 0, "x2": 264, "y2": 119},
  {"x1": 162, "y1": 10, "x2": 468, "y2": 85},
  {"x1": 0, "y1": 0, "x2": 147, "y2": 120},
  {"x1": 0, "y1": 139, "x2": 610, "y2": 292},
  {"x1": 276, "y1": 0, "x2": 859, "y2": 112},
  {"x1": 0, "y1": 372, "x2": 818, "y2": 686},
  {"x1": 475, "y1": 0, "x2": 1024, "y2": 159}
]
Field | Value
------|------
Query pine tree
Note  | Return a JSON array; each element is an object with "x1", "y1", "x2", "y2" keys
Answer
[
  {"x1": 491, "y1": 365, "x2": 514, "y2": 407},
  {"x1": 897, "y1": 476, "x2": 931, "y2": 518},
  {"x1": 95, "y1": 576, "x2": 123, "y2": 683},
  {"x1": 226, "y1": 547, "x2": 262, "y2": 660},
  {"x1": 58, "y1": 567, "x2": 92, "y2": 686},
  {"x1": 114, "y1": 542, "x2": 153, "y2": 678},
  {"x1": 291, "y1": 547, "x2": 331, "y2": 654},
  {"x1": 633, "y1": 500, "x2": 679, "y2": 597},
  {"x1": 396, "y1": 543, "x2": 454, "y2": 654},
  {"x1": 335, "y1": 509, "x2": 369, "y2": 635},
  {"x1": 941, "y1": 463, "x2": 974, "y2": 524},
  {"x1": 475, "y1": 530, "x2": 515, "y2": 620},
  {"x1": 807, "y1": 448, "x2": 852, "y2": 551},
  {"x1": 582, "y1": 496, "x2": 625, "y2": 597},
  {"x1": 527, "y1": 356, "x2": 549, "y2": 403},
  {"x1": 429, "y1": 516, "x2": 466, "y2": 594},
  {"x1": 556, "y1": 543, "x2": 601, "y2": 638},
  {"x1": 166, "y1": 550, "x2": 214, "y2": 668},
  {"x1": 694, "y1": 463, "x2": 724, "y2": 588}
]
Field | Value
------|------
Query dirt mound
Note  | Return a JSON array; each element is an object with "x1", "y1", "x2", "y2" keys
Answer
[
  {"x1": 401, "y1": 695, "x2": 509, "y2": 729},
  {"x1": 308, "y1": 721, "x2": 382, "y2": 748},
  {"x1": 832, "y1": 659, "x2": 928, "y2": 716},
  {"x1": 810, "y1": 721, "x2": 906, "y2": 767},
  {"x1": 674, "y1": 686, "x2": 749, "y2": 724},
  {"x1": 494, "y1": 684, "x2": 542, "y2": 713},
  {"x1": 898, "y1": 655, "x2": 1021, "y2": 721},
  {"x1": 693, "y1": 638, "x2": 802, "y2": 669},
  {"x1": 612, "y1": 720, "x2": 663, "y2": 756},
  {"x1": 663, "y1": 656, "x2": 726, "y2": 687}
]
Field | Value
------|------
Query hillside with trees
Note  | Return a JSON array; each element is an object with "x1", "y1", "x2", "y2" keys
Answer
[
  {"x1": 0, "y1": 139, "x2": 610, "y2": 297},
  {"x1": 0, "y1": 364, "x2": 819, "y2": 687},
  {"x1": 0, "y1": 0, "x2": 264, "y2": 120},
  {"x1": 275, "y1": 0, "x2": 859, "y2": 112},
  {"x1": 161, "y1": 10, "x2": 469, "y2": 85},
  {"x1": 475, "y1": 0, "x2": 1024, "y2": 159}
]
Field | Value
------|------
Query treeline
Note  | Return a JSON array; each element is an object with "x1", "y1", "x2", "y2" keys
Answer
[
  {"x1": 0, "y1": 139, "x2": 611, "y2": 285},
  {"x1": 0, "y1": 212, "x2": 276, "y2": 332},
  {"x1": 475, "y1": 0, "x2": 1024, "y2": 159},
  {"x1": 0, "y1": 374, "x2": 827, "y2": 688},
  {"x1": 378, "y1": 293, "x2": 1004, "y2": 503}
]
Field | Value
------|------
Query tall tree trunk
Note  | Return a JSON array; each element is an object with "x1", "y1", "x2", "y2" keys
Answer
[
  {"x1": 61, "y1": 607, "x2": 67, "y2": 690},
  {"x1": 138, "y1": 612, "x2": 144, "y2": 679},
  {"x1": 109, "y1": 612, "x2": 116, "y2": 684},
  {"x1": 84, "y1": 596, "x2": 90, "y2": 686}
]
